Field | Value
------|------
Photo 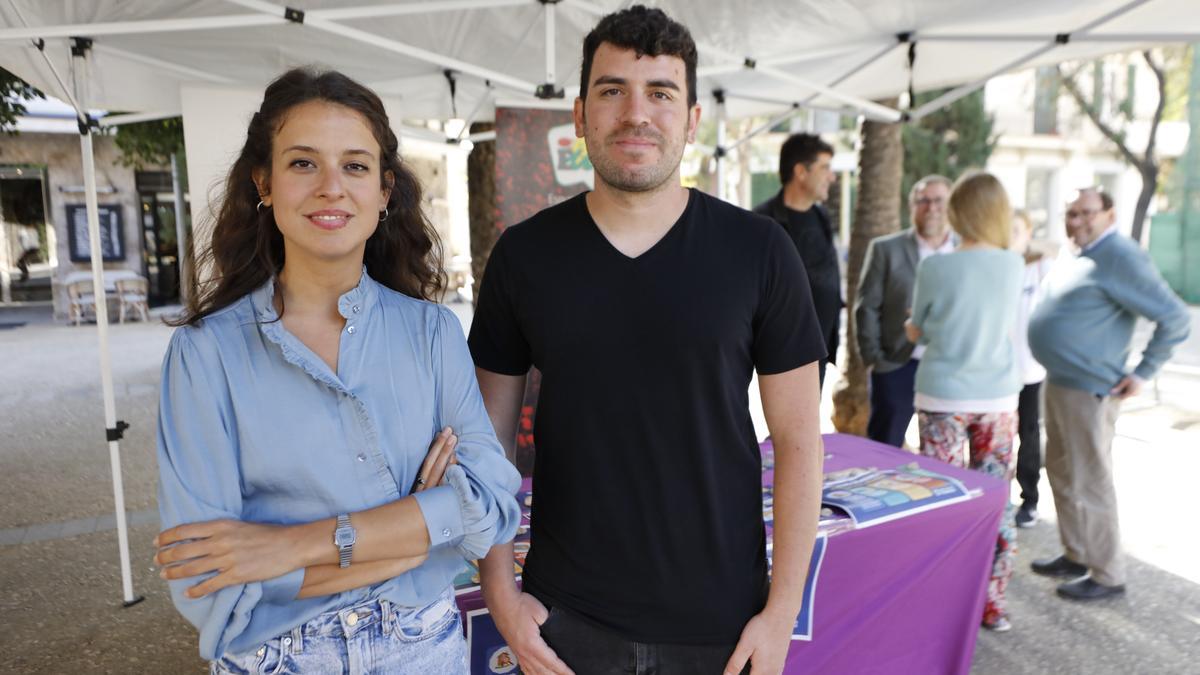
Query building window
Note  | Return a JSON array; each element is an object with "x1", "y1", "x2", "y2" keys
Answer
[
  {"x1": 1025, "y1": 167, "x2": 1056, "y2": 238},
  {"x1": 1033, "y1": 66, "x2": 1059, "y2": 135}
]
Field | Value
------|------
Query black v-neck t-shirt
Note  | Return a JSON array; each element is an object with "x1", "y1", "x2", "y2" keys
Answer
[{"x1": 468, "y1": 189, "x2": 825, "y2": 644}]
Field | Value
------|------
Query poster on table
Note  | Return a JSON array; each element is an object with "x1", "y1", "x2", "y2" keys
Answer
[
  {"x1": 494, "y1": 106, "x2": 593, "y2": 476},
  {"x1": 821, "y1": 463, "x2": 973, "y2": 528}
]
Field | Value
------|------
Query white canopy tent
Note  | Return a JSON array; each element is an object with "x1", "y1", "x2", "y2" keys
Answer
[{"x1": 1, "y1": 0, "x2": 1197, "y2": 604}]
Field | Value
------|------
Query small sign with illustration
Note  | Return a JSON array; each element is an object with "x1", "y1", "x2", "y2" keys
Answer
[{"x1": 547, "y1": 123, "x2": 593, "y2": 190}]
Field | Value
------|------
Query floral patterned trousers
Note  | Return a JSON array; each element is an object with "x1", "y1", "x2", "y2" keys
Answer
[{"x1": 918, "y1": 410, "x2": 1018, "y2": 625}]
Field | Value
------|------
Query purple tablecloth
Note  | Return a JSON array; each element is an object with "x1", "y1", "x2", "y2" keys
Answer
[
  {"x1": 456, "y1": 433, "x2": 1006, "y2": 675},
  {"x1": 779, "y1": 433, "x2": 1006, "y2": 674}
]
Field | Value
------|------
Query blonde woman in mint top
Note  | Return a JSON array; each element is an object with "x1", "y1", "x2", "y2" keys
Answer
[{"x1": 904, "y1": 171, "x2": 1024, "y2": 632}]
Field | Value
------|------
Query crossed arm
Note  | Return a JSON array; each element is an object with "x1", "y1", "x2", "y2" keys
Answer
[{"x1": 155, "y1": 428, "x2": 461, "y2": 600}]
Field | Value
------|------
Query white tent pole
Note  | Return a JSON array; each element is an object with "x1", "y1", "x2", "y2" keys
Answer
[
  {"x1": 908, "y1": 43, "x2": 1059, "y2": 121},
  {"x1": 722, "y1": 90, "x2": 888, "y2": 121},
  {"x1": 544, "y1": 0, "x2": 556, "y2": 86},
  {"x1": 562, "y1": 0, "x2": 605, "y2": 16},
  {"x1": 9, "y1": 0, "x2": 141, "y2": 608},
  {"x1": 97, "y1": 111, "x2": 178, "y2": 127},
  {"x1": 92, "y1": 43, "x2": 234, "y2": 84},
  {"x1": 467, "y1": 129, "x2": 498, "y2": 143},
  {"x1": 0, "y1": 15, "x2": 283, "y2": 41},
  {"x1": 714, "y1": 90, "x2": 727, "y2": 202},
  {"x1": 803, "y1": 41, "x2": 900, "y2": 104},
  {"x1": 81, "y1": 126, "x2": 139, "y2": 606},
  {"x1": 909, "y1": 0, "x2": 1155, "y2": 121},
  {"x1": 219, "y1": 0, "x2": 540, "y2": 95},
  {"x1": 72, "y1": 43, "x2": 141, "y2": 608},
  {"x1": 171, "y1": 153, "x2": 189, "y2": 306},
  {"x1": 696, "y1": 40, "x2": 901, "y2": 122},
  {"x1": 727, "y1": 105, "x2": 801, "y2": 154},
  {"x1": 916, "y1": 33, "x2": 1200, "y2": 43},
  {"x1": 697, "y1": 42, "x2": 881, "y2": 78},
  {"x1": 756, "y1": 63, "x2": 902, "y2": 122},
  {"x1": 311, "y1": 0, "x2": 534, "y2": 22}
]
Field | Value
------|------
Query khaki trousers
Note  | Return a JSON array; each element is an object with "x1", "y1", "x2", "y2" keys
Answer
[{"x1": 1043, "y1": 381, "x2": 1125, "y2": 586}]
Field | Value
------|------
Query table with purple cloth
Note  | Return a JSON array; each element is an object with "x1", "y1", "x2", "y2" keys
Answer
[{"x1": 454, "y1": 432, "x2": 1006, "y2": 675}]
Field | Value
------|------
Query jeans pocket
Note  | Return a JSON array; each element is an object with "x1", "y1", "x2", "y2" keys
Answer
[
  {"x1": 211, "y1": 639, "x2": 287, "y2": 675},
  {"x1": 391, "y1": 601, "x2": 460, "y2": 643}
]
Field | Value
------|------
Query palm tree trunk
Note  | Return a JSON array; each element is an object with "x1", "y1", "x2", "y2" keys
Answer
[
  {"x1": 832, "y1": 101, "x2": 904, "y2": 435},
  {"x1": 467, "y1": 122, "x2": 497, "y2": 306}
]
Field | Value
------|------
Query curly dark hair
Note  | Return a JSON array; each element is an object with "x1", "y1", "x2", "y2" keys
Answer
[
  {"x1": 779, "y1": 133, "x2": 834, "y2": 184},
  {"x1": 173, "y1": 67, "x2": 443, "y2": 326},
  {"x1": 580, "y1": 5, "x2": 698, "y2": 107}
]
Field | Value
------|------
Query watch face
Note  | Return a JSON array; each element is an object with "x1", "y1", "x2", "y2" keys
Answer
[{"x1": 335, "y1": 528, "x2": 355, "y2": 547}]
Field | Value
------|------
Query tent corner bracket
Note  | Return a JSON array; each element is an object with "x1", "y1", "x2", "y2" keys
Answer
[{"x1": 107, "y1": 420, "x2": 130, "y2": 442}]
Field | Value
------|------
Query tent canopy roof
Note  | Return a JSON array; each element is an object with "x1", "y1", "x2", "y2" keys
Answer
[{"x1": 2, "y1": 0, "x2": 1197, "y2": 127}]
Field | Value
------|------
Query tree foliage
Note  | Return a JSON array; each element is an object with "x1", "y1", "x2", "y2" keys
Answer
[
  {"x1": 900, "y1": 89, "x2": 997, "y2": 227},
  {"x1": 0, "y1": 66, "x2": 45, "y2": 135},
  {"x1": 113, "y1": 117, "x2": 185, "y2": 170}
]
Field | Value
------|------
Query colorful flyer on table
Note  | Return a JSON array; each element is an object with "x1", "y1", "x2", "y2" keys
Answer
[
  {"x1": 821, "y1": 463, "x2": 973, "y2": 528},
  {"x1": 467, "y1": 609, "x2": 518, "y2": 674}
]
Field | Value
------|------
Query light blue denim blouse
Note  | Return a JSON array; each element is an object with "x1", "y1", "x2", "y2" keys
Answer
[{"x1": 156, "y1": 270, "x2": 521, "y2": 660}]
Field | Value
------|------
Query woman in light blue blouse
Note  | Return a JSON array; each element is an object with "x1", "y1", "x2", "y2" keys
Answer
[
  {"x1": 904, "y1": 171, "x2": 1024, "y2": 633},
  {"x1": 153, "y1": 68, "x2": 521, "y2": 673}
]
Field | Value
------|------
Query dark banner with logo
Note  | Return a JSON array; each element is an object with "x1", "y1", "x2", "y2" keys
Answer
[{"x1": 494, "y1": 107, "x2": 593, "y2": 475}]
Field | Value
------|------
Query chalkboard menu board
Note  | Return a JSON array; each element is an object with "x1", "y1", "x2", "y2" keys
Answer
[{"x1": 67, "y1": 204, "x2": 124, "y2": 262}]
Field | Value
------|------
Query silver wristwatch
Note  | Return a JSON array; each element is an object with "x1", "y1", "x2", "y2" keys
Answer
[{"x1": 334, "y1": 514, "x2": 356, "y2": 568}]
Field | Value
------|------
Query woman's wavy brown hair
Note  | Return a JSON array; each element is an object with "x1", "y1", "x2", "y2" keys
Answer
[{"x1": 173, "y1": 68, "x2": 443, "y2": 326}]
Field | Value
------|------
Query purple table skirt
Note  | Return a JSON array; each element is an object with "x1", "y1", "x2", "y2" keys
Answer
[
  {"x1": 456, "y1": 433, "x2": 1007, "y2": 675},
  {"x1": 780, "y1": 433, "x2": 1006, "y2": 675}
]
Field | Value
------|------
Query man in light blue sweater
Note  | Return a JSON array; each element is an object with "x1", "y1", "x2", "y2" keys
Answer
[{"x1": 1027, "y1": 189, "x2": 1190, "y2": 602}]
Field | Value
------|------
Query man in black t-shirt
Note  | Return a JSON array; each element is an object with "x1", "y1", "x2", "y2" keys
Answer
[
  {"x1": 471, "y1": 7, "x2": 826, "y2": 675},
  {"x1": 754, "y1": 133, "x2": 842, "y2": 390}
]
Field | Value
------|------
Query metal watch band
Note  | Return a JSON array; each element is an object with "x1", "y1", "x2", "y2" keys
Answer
[{"x1": 336, "y1": 513, "x2": 353, "y2": 568}]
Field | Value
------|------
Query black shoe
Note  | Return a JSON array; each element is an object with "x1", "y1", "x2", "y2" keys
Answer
[
  {"x1": 1015, "y1": 504, "x2": 1038, "y2": 528},
  {"x1": 1057, "y1": 576, "x2": 1126, "y2": 601},
  {"x1": 1031, "y1": 555, "x2": 1088, "y2": 578}
]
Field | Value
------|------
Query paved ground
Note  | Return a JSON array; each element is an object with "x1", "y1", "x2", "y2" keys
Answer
[{"x1": 1, "y1": 303, "x2": 1198, "y2": 673}]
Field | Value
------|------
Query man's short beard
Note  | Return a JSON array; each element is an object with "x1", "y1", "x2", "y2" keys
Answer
[
  {"x1": 592, "y1": 159, "x2": 678, "y2": 193},
  {"x1": 585, "y1": 114, "x2": 686, "y2": 194}
]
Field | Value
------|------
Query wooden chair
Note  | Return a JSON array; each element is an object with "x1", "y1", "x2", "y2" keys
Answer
[
  {"x1": 66, "y1": 279, "x2": 97, "y2": 325},
  {"x1": 116, "y1": 276, "x2": 151, "y2": 323}
]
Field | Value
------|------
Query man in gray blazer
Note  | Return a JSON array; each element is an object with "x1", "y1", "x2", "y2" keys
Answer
[{"x1": 854, "y1": 175, "x2": 955, "y2": 447}]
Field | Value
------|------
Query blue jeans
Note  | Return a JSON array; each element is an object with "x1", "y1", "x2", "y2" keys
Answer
[{"x1": 210, "y1": 590, "x2": 466, "y2": 675}]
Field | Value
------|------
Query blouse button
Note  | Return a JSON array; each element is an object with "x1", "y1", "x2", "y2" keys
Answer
[
  {"x1": 356, "y1": 454, "x2": 366, "y2": 462},
  {"x1": 346, "y1": 325, "x2": 357, "y2": 335},
  {"x1": 442, "y1": 528, "x2": 452, "y2": 538},
  {"x1": 352, "y1": 304, "x2": 360, "y2": 314}
]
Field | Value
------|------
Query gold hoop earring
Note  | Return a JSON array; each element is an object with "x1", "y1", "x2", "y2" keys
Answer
[
  {"x1": 379, "y1": 207, "x2": 389, "y2": 221},
  {"x1": 257, "y1": 200, "x2": 270, "y2": 212}
]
